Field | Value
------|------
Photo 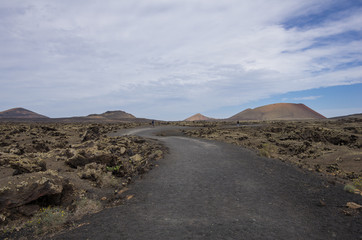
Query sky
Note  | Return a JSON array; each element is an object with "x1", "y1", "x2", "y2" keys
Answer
[{"x1": 0, "y1": 0, "x2": 362, "y2": 120}]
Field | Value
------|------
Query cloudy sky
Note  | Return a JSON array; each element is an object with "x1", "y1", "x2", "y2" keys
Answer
[{"x1": 1, "y1": 0, "x2": 362, "y2": 120}]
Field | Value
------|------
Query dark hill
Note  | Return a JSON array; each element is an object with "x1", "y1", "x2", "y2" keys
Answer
[
  {"x1": 0, "y1": 108, "x2": 49, "y2": 119},
  {"x1": 87, "y1": 110, "x2": 136, "y2": 120},
  {"x1": 331, "y1": 113, "x2": 362, "y2": 119}
]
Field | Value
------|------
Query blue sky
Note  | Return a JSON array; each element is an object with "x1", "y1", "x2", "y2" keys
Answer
[
  {"x1": 0, "y1": 0, "x2": 362, "y2": 120},
  {"x1": 207, "y1": 83, "x2": 362, "y2": 119}
]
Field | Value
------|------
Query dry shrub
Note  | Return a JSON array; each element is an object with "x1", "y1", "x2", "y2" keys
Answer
[
  {"x1": 259, "y1": 143, "x2": 277, "y2": 158},
  {"x1": 353, "y1": 177, "x2": 362, "y2": 191},
  {"x1": 344, "y1": 177, "x2": 362, "y2": 194},
  {"x1": 28, "y1": 207, "x2": 69, "y2": 235},
  {"x1": 344, "y1": 184, "x2": 357, "y2": 193},
  {"x1": 72, "y1": 198, "x2": 102, "y2": 220},
  {"x1": 102, "y1": 174, "x2": 120, "y2": 188}
]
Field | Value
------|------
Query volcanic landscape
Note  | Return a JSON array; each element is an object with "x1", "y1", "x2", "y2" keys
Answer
[{"x1": 0, "y1": 104, "x2": 361, "y2": 239}]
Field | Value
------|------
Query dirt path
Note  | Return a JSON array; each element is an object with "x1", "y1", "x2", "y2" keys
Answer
[{"x1": 54, "y1": 126, "x2": 361, "y2": 240}]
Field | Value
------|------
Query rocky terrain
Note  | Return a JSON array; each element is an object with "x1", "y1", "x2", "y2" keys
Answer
[
  {"x1": 0, "y1": 122, "x2": 165, "y2": 237},
  {"x1": 1, "y1": 107, "x2": 361, "y2": 238},
  {"x1": 183, "y1": 118, "x2": 362, "y2": 191}
]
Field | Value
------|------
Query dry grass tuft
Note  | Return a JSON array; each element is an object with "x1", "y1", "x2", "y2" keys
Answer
[
  {"x1": 258, "y1": 143, "x2": 277, "y2": 158},
  {"x1": 72, "y1": 198, "x2": 102, "y2": 221}
]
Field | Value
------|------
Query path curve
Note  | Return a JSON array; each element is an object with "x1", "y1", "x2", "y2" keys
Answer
[{"x1": 54, "y1": 126, "x2": 362, "y2": 240}]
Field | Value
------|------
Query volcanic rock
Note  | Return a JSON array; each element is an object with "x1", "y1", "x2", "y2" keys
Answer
[
  {"x1": 10, "y1": 157, "x2": 47, "y2": 175},
  {"x1": 346, "y1": 202, "x2": 362, "y2": 209},
  {"x1": 66, "y1": 150, "x2": 116, "y2": 168},
  {"x1": 0, "y1": 170, "x2": 66, "y2": 211},
  {"x1": 81, "y1": 126, "x2": 101, "y2": 142},
  {"x1": 130, "y1": 154, "x2": 142, "y2": 162},
  {"x1": 77, "y1": 163, "x2": 107, "y2": 186}
]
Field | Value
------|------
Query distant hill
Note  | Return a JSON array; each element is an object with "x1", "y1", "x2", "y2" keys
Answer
[
  {"x1": 228, "y1": 103, "x2": 326, "y2": 121},
  {"x1": 87, "y1": 110, "x2": 136, "y2": 120},
  {"x1": 0, "y1": 108, "x2": 141, "y2": 122},
  {"x1": 184, "y1": 113, "x2": 213, "y2": 121},
  {"x1": 0, "y1": 108, "x2": 49, "y2": 119},
  {"x1": 330, "y1": 113, "x2": 362, "y2": 119}
]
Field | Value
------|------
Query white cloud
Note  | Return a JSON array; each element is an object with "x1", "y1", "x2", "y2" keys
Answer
[
  {"x1": 0, "y1": 0, "x2": 361, "y2": 119},
  {"x1": 292, "y1": 96, "x2": 322, "y2": 101}
]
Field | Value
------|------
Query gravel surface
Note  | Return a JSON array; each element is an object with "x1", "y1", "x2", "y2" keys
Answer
[{"x1": 53, "y1": 126, "x2": 362, "y2": 240}]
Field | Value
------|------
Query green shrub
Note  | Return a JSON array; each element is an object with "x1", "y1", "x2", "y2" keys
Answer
[
  {"x1": 106, "y1": 165, "x2": 121, "y2": 172},
  {"x1": 344, "y1": 184, "x2": 357, "y2": 193},
  {"x1": 29, "y1": 207, "x2": 69, "y2": 234},
  {"x1": 352, "y1": 177, "x2": 362, "y2": 191},
  {"x1": 344, "y1": 177, "x2": 362, "y2": 194}
]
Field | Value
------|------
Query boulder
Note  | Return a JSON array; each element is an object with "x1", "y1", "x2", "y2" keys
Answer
[
  {"x1": 66, "y1": 150, "x2": 116, "y2": 168},
  {"x1": 77, "y1": 163, "x2": 106, "y2": 186},
  {"x1": 0, "y1": 170, "x2": 65, "y2": 211},
  {"x1": 149, "y1": 150, "x2": 163, "y2": 160},
  {"x1": 17, "y1": 204, "x2": 40, "y2": 216},
  {"x1": 66, "y1": 152, "x2": 88, "y2": 168},
  {"x1": 130, "y1": 154, "x2": 142, "y2": 162},
  {"x1": 120, "y1": 147, "x2": 127, "y2": 155},
  {"x1": 31, "y1": 140, "x2": 50, "y2": 152},
  {"x1": 10, "y1": 157, "x2": 47, "y2": 175},
  {"x1": 346, "y1": 202, "x2": 362, "y2": 209},
  {"x1": 81, "y1": 126, "x2": 100, "y2": 142}
]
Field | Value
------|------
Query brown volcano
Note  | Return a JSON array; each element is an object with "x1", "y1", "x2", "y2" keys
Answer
[
  {"x1": 184, "y1": 113, "x2": 213, "y2": 121},
  {"x1": 0, "y1": 108, "x2": 49, "y2": 119},
  {"x1": 228, "y1": 103, "x2": 326, "y2": 121},
  {"x1": 87, "y1": 110, "x2": 136, "y2": 120}
]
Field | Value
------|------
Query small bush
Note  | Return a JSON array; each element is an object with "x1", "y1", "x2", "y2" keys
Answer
[
  {"x1": 344, "y1": 177, "x2": 362, "y2": 194},
  {"x1": 353, "y1": 177, "x2": 362, "y2": 191},
  {"x1": 72, "y1": 198, "x2": 102, "y2": 220},
  {"x1": 344, "y1": 184, "x2": 357, "y2": 193},
  {"x1": 259, "y1": 143, "x2": 277, "y2": 158},
  {"x1": 29, "y1": 207, "x2": 69, "y2": 234}
]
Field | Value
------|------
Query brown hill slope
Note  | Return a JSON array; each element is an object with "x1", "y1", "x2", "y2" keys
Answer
[
  {"x1": 228, "y1": 103, "x2": 326, "y2": 121},
  {"x1": 87, "y1": 110, "x2": 136, "y2": 120},
  {"x1": 184, "y1": 113, "x2": 213, "y2": 121},
  {"x1": 0, "y1": 108, "x2": 49, "y2": 119}
]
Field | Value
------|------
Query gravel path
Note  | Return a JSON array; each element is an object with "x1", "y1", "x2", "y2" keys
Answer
[{"x1": 54, "y1": 126, "x2": 362, "y2": 240}]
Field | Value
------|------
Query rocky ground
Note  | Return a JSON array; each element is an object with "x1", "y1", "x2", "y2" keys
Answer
[
  {"x1": 1, "y1": 119, "x2": 361, "y2": 238},
  {"x1": 182, "y1": 118, "x2": 362, "y2": 192},
  {"x1": 51, "y1": 126, "x2": 362, "y2": 240},
  {"x1": 0, "y1": 122, "x2": 166, "y2": 238}
]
